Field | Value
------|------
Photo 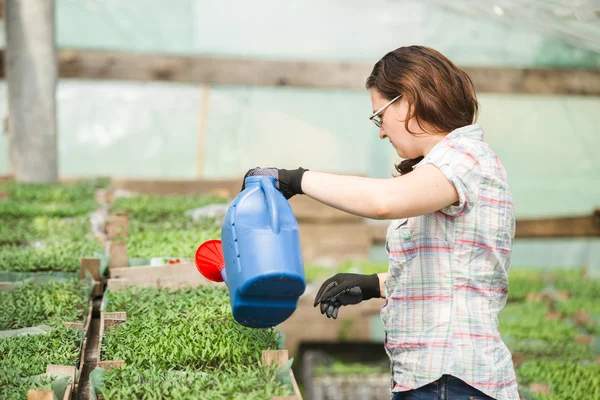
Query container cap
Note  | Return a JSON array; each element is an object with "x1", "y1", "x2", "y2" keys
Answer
[{"x1": 195, "y1": 240, "x2": 225, "y2": 282}]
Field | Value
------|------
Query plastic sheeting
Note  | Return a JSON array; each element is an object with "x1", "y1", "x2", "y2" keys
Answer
[
  {"x1": 432, "y1": 0, "x2": 600, "y2": 54},
  {"x1": 0, "y1": 0, "x2": 596, "y2": 66}
]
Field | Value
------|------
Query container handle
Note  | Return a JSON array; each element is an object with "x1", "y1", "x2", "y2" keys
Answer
[{"x1": 260, "y1": 177, "x2": 280, "y2": 234}]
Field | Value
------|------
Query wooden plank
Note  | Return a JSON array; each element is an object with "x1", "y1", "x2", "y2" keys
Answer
[
  {"x1": 262, "y1": 350, "x2": 289, "y2": 367},
  {"x1": 106, "y1": 215, "x2": 128, "y2": 240},
  {"x1": 515, "y1": 211, "x2": 600, "y2": 238},
  {"x1": 63, "y1": 322, "x2": 83, "y2": 330},
  {"x1": 80, "y1": 257, "x2": 102, "y2": 281},
  {"x1": 262, "y1": 350, "x2": 303, "y2": 400},
  {"x1": 369, "y1": 210, "x2": 600, "y2": 243},
  {"x1": 108, "y1": 241, "x2": 128, "y2": 269},
  {"x1": 92, "y1": 280, "x2": 104, "y2": 298},
  {"x1": 27, "y1": 391, "x2": 54, "y2": 400},
  {"x1": 77, "y1": 336, "x2": 88, "y2": 384},
  {"x1": 0, "y1": 49, "x2": 598, "y2": 95},
  {"x1": 286, "y1": 370, "x2": 303, "y2": 400},
  {"x1": 97, "y1": 360, "x2": 125, "y2": 369},
  {"x1": 464, "y1": 66, "x2": 600, "y2": 96},
  {"x1": 103, "y1": 312, "x2": 127, "y2": 329},
  {"x1": 110, "y1": 177, "x2": 241, "y2": 198},
  {"x1": 108, "y1": 262, "x2": 218, "y2": 289}
]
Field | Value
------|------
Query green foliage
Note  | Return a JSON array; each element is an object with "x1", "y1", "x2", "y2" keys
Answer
[
  {"x1": 517, "y1": 361, "x2": 600, "y2": 399},
  {"x1": 0, "y1": 369, "x2": 56, "y2": 400},
  {"x1": 499, "y1": 302, "x2": 578, "y2": 344},
  {"x1": 0, "y1": 216, "x2": 91, "y2": 245},
  {"x1": 0, "y1": 323, "x2": 81, "y2": 376},
  {"x1": 0, "y1": 200, "x2": 99, "y2": 218},
  {"x1": 98, "y1": 364, "x2": 292, "y2": 400},
  {"x1": 506, "y1": 269, "x2": 547, "y2": 302},
  {"x1": 555, "y1": 298, "x2": 600, "y2": 317},
  {"x1": 111, "y1": 195, "x2": 226, "y2": 224},
  {"x1": 0, "y1": 239, "x2": 101, "y2": 273},
  {"x1": 0, "y1": 178, "x2": 109, "y2": 203},
  {"x1": 126, "y1": 227, "x2": 220, "y2": 258},
  {"x1": 99, "y1": 286, "x2": 291, "y2": 398},
  {"x1": 102, "y1": 286, "x2": 280, "y2": 369},
  {"x1": 314, "y1": 360, "x2": 389, "y2": 377},
  {"x1": 104, "y1": 285, "x2": 229, "y2": 316},
  {"x1": 0, "y1": 278, "x2": 91, "y2": 330}
]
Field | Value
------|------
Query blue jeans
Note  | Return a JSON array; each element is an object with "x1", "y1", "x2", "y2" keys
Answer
[{"x1": 391, "y1": 375, "x2": 496, "y2": 400}]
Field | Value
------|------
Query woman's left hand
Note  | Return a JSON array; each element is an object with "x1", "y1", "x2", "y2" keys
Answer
[{"x1": 313, "y1": 273, "x2": 380, "y2": 319}]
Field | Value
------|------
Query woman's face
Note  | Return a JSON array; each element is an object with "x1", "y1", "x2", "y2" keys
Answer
[{"x1": 370, "y1": 89, "x2": 427, "y2": 159}]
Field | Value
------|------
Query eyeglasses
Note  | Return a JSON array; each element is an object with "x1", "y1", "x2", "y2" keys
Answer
[{"x1": 369, "y1": 95, "x2": 402, "y2": 128}]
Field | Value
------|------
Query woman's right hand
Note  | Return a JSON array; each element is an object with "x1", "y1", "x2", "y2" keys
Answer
[{"x1": 241, "y1": 167, "x2": 307, "y2": 199}]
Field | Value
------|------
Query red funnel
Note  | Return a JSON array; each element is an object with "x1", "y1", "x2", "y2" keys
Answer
[{"x1": 195, "y1": 240, "x2": 225, "y2": 282}]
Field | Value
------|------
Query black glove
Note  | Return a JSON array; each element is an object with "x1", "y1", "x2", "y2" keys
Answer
[
  {"x1": 241, "y1": 167, "x2": 308, "y2": 200},
  {"x1": 313, "y1": 273, "x2": 380, "y2": 319}
]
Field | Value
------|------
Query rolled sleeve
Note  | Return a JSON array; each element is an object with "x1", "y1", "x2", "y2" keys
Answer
[{"x1": 417, "y1": 141, "x2": 482, "y2": 217}]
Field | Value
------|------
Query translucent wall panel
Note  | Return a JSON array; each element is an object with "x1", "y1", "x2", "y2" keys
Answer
[
  {"x1": 475, "y1": 93, "x2": 600, "y2": 218},
  {"x1": 57, "y1": 80, "x2": 202, "y2": 179},
  {"x1": 203, "y1": 86, "x2": 373, "y2": 177},
  {"x1": 0, "y1": 81, "x2": 203, "y2": 179},
  {"x1": 0, "y1": 0, "x2": 586, "y2": 67}
]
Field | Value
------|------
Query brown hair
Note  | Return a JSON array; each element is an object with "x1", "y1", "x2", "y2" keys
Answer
[{"x1": 366, "y1": 46, "x2": 479, "y2": 175}]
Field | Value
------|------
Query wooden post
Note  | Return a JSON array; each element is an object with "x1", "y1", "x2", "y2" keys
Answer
[
  {"x1": 262, "y1": 350, "x2": 290, "y2": 367},
  {"x1": 262, "y1": 350, "x2": 303, "y2": 400},
  {"x1": 4, "y1": 0, "x2": 57, "y2": 182},
  {"x1": 106, "y1": 215, "x2": 128, "y2": 240},
  {"x1": 109, "y1": 242, "x2": 128, "y2": 268}
]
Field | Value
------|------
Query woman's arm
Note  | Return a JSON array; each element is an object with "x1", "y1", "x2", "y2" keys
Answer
[
  {"x1": 301, "y1": 164, "x2": 459, "y2": 220},
  {"x1": 377, "y1": 273, "x2": 387, "y2": 299}
]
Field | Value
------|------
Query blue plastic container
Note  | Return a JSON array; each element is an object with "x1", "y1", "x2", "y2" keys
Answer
[{"x1": 197, "y1": 176, "x2": 306, "y2": 328}]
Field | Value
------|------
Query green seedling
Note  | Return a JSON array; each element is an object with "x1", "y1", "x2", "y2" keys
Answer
[
  {"x1": 0, "y1": 239, "x2": 101, "y2": 273},
  {"x1": 0, "y1": 278, "x2": 91, "y2": 330},
  {"x1": 0, "y1": 322, "x2": 82, "y2": 377}
]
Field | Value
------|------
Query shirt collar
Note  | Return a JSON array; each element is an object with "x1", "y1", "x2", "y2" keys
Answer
[{"x1": 414, "y1": 124, "x2": 483, "y2": 168}]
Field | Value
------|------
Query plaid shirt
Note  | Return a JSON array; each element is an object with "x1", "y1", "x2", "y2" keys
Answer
[{"x1": 381, "y1": 124, "x2": 520, "y2": 400}]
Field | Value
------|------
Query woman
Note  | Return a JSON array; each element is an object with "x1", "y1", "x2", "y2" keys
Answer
[{"x1": 243, "y1": 45, "x2": 519, "y2": 400}]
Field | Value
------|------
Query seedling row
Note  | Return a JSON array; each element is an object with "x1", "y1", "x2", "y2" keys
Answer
[{"x1": 0, "y1": 180, "x2": 108, "y2": 399}]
